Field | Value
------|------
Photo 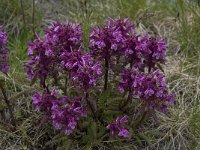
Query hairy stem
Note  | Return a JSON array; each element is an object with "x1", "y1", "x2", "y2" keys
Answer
[{"x1": 0, "y1": 84, "x2": 16, "y2": 127}]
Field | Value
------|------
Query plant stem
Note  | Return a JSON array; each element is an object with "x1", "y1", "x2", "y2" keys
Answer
[
  {"x1": 132, "y1": 111, "x2": 147, "y2": 131},
  {"x1": 41, "y1": 78, "x2": 48, "y2": 92},
  {"x1": 85, "y1": 92, "x2": 97, "y2": 120},
  {"x1": 85, "y1": 93, "x2": 105, "y2": 124},
  {"x1": 104, "y1": 58, "x2": 109, "y2": 91},
  {"x1": 148, "y1": 65, "x2": 151, "y2": 73},
  {"x1": 120, "y1": 89, "x2": 132, "y2": 110},
  {"x1": 116, "y1": 55, "x2": 120, "y2": 64},
  {"x1": 0, "y1": 83, "x2": 16, "y2": 127}
]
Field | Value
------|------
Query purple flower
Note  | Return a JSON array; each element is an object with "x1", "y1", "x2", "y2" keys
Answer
[
  {"x1": 32, "y1": 89, "x2": 87, "y2": 135},
  {"x1": 26, "y1": 35, "x2": 57, "y2": 82},
  {"x1": 119, "y1": 68, "x2": 175, "y2": 111},
  {"x1": 26, "y1": 22, "x2": 82, "y2": 83},
  {"x1": 51, "y1": 96, "x2": 87, "y2": 135},
  {"x1": 90, "y1": 17, "x2": 135, "y2": 62},
  {"x1": 107, "y1": 116, "x2": 129, "y2": 138},
  {"x1": 71, "y1": 53, "x2": 102, "y2": 91},
  {"x1": 118, "y1": 68, "x2": 139, "y2": 93},
  {"x1": 61, "y1": 49, "x2": 83, "y2": 72},
  {"x1": 136, "y1": 35, "x2": 168, "y2": 70},
  {"x1": 60, "y1": 50, "x2": 102, "y2": 91},
  {"x1": 123, "y1": 35, "x2": 146, "y2": 70},
  {"x1": 44, "y1": 22, "x2": 82, "y2": 55},
  {"x1": 32, "y1": 90, "x2": 55, "y2": 112},
  {"x1": 0, "y1": 26, "x2": 9, "y2": 74}
]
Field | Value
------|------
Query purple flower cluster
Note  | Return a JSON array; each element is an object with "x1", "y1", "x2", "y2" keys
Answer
[
  {"x1": 90, "y1": 18, "x2": 168, "y2": 72},
  {"x1": 61, "y1": 50, "x2": 83, "y2": 72},
  {"x1": 90, "y1": 17, "x2": 134, "y2": 61},
  {"x1": 27, "y1": 22, "x2": 102, "y2": 91},
  {"x1": 0, "y1": 26, "x2": 9, "y2": 74},
  {"x1": 137, "y1": 35, "x2": 168, "y2": 70},
  {"x1": 44, "y1": 22, "x2": 82, "y2": 53},
  {"x1": 119, "y1": 69, "x2": 175, "y2": 111},
  {"x1": 107, "y1": 116, "x2": 129, "y2": 138},
  {"x1": 32, "y1": 89, "x2": 87, "y2": 135},
  {"x1": 60, "y1": 51, "x2": 102, "y2": 91},
  {"x1": 32, "y1": 90, "x2": 55, "y2": 112},
  {"x1": 26, "y1": 22, "x2": 82, "y2": 81},
  {"x1": 27, "y1": 36, "x2": 56, "y2": 81},
  {"x1": 118, "y1": 68, "x2": 139, "y2": 93},
  {"x1": 51, "y1": 96, "x2": 87, "y2": 135},
  {"x1": 71, "y1": 54, "x2": 102, "y2": 91}
]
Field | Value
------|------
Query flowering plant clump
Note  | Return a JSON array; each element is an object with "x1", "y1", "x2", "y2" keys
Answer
[
  {"x1": 26, "y1": 18, "x2": 175, "y2": 146},
  {"x1": 0, "y1": 26, "x2": 9, "y2": 74}
]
